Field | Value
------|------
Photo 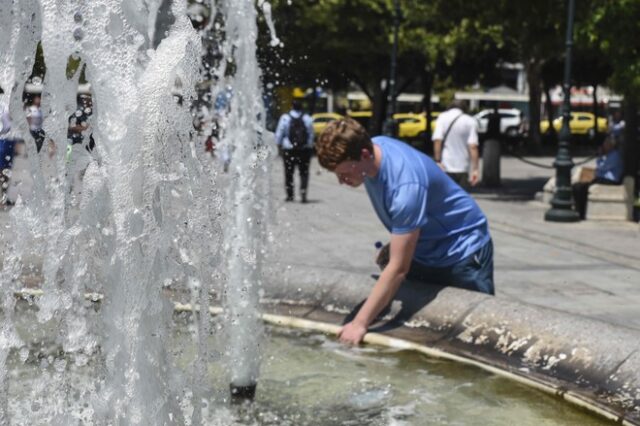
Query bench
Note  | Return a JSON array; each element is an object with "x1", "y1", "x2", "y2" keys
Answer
[
  {"x1": 538, "y1": 168, "x2": 635, "y2": 221},
  {"x1": 587, "y1": 176, "x2": 635, "y2": 221}
]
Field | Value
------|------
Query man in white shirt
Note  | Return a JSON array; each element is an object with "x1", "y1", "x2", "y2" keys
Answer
[
  {"x1": 432, "y1": 100, "x2": 480, "y2": 187},
  {"x1": 26, "y1": 94, "x2": 45, "y2": 152}
]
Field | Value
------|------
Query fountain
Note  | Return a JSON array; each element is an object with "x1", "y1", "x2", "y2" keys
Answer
[{"x1": 0, "y1": 0, "x2": 271, "y2": 423}]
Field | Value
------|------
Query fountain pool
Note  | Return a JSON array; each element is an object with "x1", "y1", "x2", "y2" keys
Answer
[{"x1": 4, "y1": 300, "x2": 609, "y2": 426}]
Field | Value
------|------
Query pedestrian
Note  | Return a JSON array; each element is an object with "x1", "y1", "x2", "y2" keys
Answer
[
  {"x1": 608, "y1": 110, "x2": 625, "y2": 145},
  {"x1": 68, "y1": 94, "x2": 95, "y2": 152},
  {"x1": 572, "y1": 137, "x2": 623, "y2": 220},
  {"x1": 26, "y1": 94, "x2": 45, "y2": 152},
  {"x1": 213, "y1": 86, "x2": 233, "y2": 173},
  {"x1": 316, "y1": 117, "x2": 494, "y2": 345},
  {"x1": 0, "y1": 94, "x2": 15, "y2": 205},
  {"x1": 432, "y1": 99, "x2": 480, "y2": 188},
  {"x1": 275, "y1": 100, "x2": 314, "y2": 203},
  {"x1": 67, "y1": 94, "x2": 95, "y2": 194}
]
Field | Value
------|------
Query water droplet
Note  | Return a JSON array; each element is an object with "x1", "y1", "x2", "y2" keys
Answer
[
  {"x1": 19, "y1": 347, "x2": 29, "y2": 363},
  {"x1": 73, "y1": 28, "x2": 84, "y2": 41},
  {"x1": 54, "y1": 358, "x2": 67, "y2": 372}
]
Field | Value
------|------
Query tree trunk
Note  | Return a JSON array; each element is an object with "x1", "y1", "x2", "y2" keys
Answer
[
  {"x1": 371, "y1": 81, "x2": 388, "y2": 135},
  {"x1": 592, "y1": 84, "x2": 599, "y2": 138},
  {"x1": 622, "y1": 98, "x2": 639, "y2": 180},
  {"x1": 308, "y1": 89, "x2": 318, "y2": 114},
  {"x1": 421, "y1": 68, "x2": 434, "y2": 154},
  {"x1": 526, "y1": 60, "x2": 543, "y2": 149}
]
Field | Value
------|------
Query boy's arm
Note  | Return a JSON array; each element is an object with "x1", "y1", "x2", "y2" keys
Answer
[{"x1": 338, "y1": 229, "x2": 420, "y2": 344}]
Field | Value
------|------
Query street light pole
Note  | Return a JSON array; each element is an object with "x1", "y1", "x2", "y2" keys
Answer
[
  {"x1": 545, "y1": 0, "x2": 580, "y2": 222},
  {"x1": 383, "y1": 0, "x2": 401, "y2": 136}
]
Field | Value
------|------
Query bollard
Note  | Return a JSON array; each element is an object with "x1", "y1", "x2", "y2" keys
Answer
[{"x1": 229, "y1": 382, "x2": 257, "y2": 404}]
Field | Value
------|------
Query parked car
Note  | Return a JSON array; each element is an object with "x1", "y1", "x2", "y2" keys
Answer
[
  {"x1": 540, "y1": 112, "x2": 608, "y2": 138},
  {"x1": 340, "y1": 111, "x2": 440, "y2": 138},
  {"x1": 393, "y1": 113, "x2": 424, "y2": 139},
  {"x1": 393, "y1": 112, "x2": 440, "y2": 139},
  {"x1": 311, "y1": 112, "x2": 343, "y2": 137},
  {"x1": 474, "y1": 108, "x2": 523, "y2": 137}
]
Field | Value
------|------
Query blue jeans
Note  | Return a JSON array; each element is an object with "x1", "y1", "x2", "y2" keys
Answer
[
  {"x1": 407, "y1": 240, "x2": 495, "y2": 295},
  {"x1": 0, "y1": 139, "x2": 15, "y2": 169}
]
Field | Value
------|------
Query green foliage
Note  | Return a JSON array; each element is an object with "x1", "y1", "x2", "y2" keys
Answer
[
  {"x1": 584, "y1": 0, "x2": 640, "y2": 100},
  {"x1": 260, "y1": 0, "x2": 639, "y2": 113},
  {"x1": 259, "y1": 0, "x2": 396, "y2": 94}
]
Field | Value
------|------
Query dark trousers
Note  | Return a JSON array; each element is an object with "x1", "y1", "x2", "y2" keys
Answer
[
  {"x1": 283, "y1": 148, "x2": 312, "y2": 199},
  {"x1": 572, "y1": 177, "x2": 618, "y2": 220},
  {"x1": 30, "y1": 129, "x2": 45, "y2": 152},
  {"x1": 447, "y1": 172, "x2": 469, "y2": 189},
  {"x1": 406, "y1": 240, "x2": 495, "y2": 295}
]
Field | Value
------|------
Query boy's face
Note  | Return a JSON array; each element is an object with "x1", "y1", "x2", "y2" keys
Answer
[
  {"x1": 334, "y1": 157, "x2": 368, "y2": 187},
  {"x1": 332, "y1": 148, "x2": 374, "y2": 187}
]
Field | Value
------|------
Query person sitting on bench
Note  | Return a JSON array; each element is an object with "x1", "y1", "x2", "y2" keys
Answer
[{"x1": 572, "y1": 137, "x2": 623, "y2": 220}]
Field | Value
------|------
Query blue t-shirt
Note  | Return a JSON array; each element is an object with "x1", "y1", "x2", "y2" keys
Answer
[
  {"x1": 595, "y1": 149, "x2": 623, "y2": 183},
  {"x1": 364, "y1": 136, "x2": 490, "y2": 267}
]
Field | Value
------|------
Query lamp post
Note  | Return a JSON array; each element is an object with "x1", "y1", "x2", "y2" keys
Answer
[
  {"x1": 383, "y1": 0, "x2": 401, "y2": 136},
  {"x1": 545, "y1": 0, "x2": 580, "y2": 222}
]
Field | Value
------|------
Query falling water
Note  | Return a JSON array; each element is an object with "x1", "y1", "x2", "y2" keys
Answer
[
  {"x1": 0, "y1": 0, "x2": 272, "y2": 423},
  {"x1": 216, "y1": 0, "x2": 271, "y2": 396}
]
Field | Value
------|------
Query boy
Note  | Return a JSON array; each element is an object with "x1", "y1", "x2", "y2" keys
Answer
[{"x1": 316, "y1": 118, "x2": 494, "y2": 344}]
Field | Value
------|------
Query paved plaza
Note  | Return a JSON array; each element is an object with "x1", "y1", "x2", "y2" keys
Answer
[{"x1": 269, "y1": 154, "x2": 640, "y2": 331}]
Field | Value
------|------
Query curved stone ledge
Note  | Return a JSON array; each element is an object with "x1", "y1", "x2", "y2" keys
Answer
[{"x1": 261, "y1": 263, "x2": 640, "y2": 425}]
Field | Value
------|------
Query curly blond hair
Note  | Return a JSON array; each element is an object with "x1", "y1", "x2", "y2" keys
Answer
[{"x1": 316, "y1": 117, "x2": 373, "y2": 171}]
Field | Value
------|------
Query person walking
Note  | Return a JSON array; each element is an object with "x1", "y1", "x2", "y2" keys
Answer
[
  {"x1": 316, "y1": 118, "x2": 494, "y2": 345},
  {"x1": 0, "y1": 93, "x2": 15, "y2": 205},
  {"x1": 432, "y1": 100, "x2": 480, "y2": 188},
  {"x1": 275, "y1": 100, "x2": 314, "y2": 203},
  {"x1": 26, "y1": 94, "x2": 45, "y2": 152}
]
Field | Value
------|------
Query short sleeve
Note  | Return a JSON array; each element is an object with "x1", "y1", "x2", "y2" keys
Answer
[
  {"x1": 274, "y1": 114, "x2": 288, "y2": 145},
  {"x1": 432, "y1": 116, "x2": 444, "y2": 140},
  {"x1": 388, "y1": 183, "x2": 429, "y2": 234},
  {"x1": 467, "y1": 117, "x2": 479, "y2": 146},
  {"x1": 304, "y1": 114, "x2": 315, "y2": 145}
]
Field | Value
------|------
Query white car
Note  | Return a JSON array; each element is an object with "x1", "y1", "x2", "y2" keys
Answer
[{"x1": 474, "y1": 108, "x2": 523, "y2": 137}]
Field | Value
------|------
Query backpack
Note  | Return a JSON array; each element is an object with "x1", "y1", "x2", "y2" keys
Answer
[{"x1": 288, "y1": 113, "x2": 308, "y2": 149}]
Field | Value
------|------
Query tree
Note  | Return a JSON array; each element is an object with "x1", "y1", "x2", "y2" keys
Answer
[
  {"x1": 259, "y1": 0, "x2": 398, "y2": 132},
  {"x1": 441, "y1": 0, "x2": 571, "y2": 147},
  {"x1": 572, "y1": 44, "x2": 612, "y2": 140},
  {"x1": 261, "y1": 0, "x2": 510, "y2": 136},
  {"x1": 586, "y1": 0, "x2": 640, "y2": 178}
]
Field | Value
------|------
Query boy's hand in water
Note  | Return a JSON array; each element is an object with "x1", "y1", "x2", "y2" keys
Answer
[{"x1": 338, "y1": 321, "x2": 367, "y2": 345}]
